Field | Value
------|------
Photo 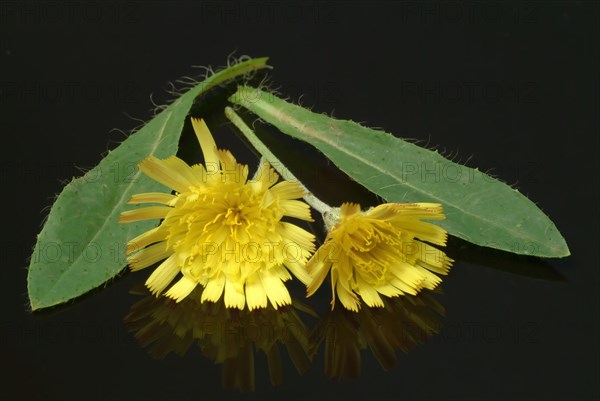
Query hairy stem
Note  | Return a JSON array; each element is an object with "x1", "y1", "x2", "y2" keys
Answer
[{"x1": 224, "y1": 106, "x2": 333, "y2": 215}]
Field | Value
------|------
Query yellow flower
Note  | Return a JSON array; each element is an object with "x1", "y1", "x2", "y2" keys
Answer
[
  {"x1": 119, "y1": 118, "x2": 316, "y2": 310},
  {"x1": 307, "y1": 202, "x2": 453, "y2": 311}
]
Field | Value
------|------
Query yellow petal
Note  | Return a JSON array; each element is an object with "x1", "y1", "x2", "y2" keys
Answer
[
  {"x1": 145, "y1": 255, "x2": 180, "y2": 295},
  {"x1": 306, "y1": 247, "x2": 332, "y2": 297},
  {"x1": 245, "y1": 274, "x2": 268, "y2": 311},
  {"x1": 221, "y1": 163, "x2": 249, "y2": 185},
  {"x1": 414, "y1": 242, "x2": 453, "y2": 274},
  {"x1": 355, "y1": 276, "x2": 384, "y2": 308},
  {"x1": 336, "y1": 279, "x2": 360, "y2": 312},
  {"x1": 191, "y1": 117, "x2": 219, "y2": 168},
  {"x1": 340, "y1": 202, "x2": 361, "y2": 218},
  {"x1": 216, "y1": 149, "x2": 238, "y2": 171},
  {"x1": 217, "y1": 155, "x2": 248, "y2": 185},
  {"x1": 164, "y1": 276, "x2": 197, "y2": 303},
  {"x1": 127, "y1": 241, "x2": 170, "y2": 271},
  {"x1": 393, "y1": 219, "x2": 448, "y2": 246},
  {"x1": 119, "y1": 206, "x2": 171, "y2": 223},
  {"x1": 160, "y1": 156, "x2": 204, "y2": 187},
  {"x1": 126, "y1": 227, "x2": 167, "y2": 255},
  {"x1": 252, "y1": 162, "x2": 279, "y2": 191},
  {"x1": 260, "y1": 270, "x2": 291, "y2": 309},
  {"x1": 278, "y1": 222, "x2": 316, "y2": 251},
  {"x1": 281, "y1": 200, "x2": 314, "y2": 221},
  {"x1": 224, "y1": 279, "x2": 246, "y2": 309},
  {"x1": 284, "y1": 260, "x2": 311, "y2": 285},
  {"x1": 390, "y1": 260, "x2": 427, "y2": 288},
  {"x1": 374, "y1": 283, "x2": 404, "y2": 298},
  {"x1": 269, "y1": 180, "x2": 305, "y2": 200},
  {"x1": 138, "y1": 155, "x2": 194, "y2": 193},
  {"x1": 332, "y1": 258, "x2": 361, "y2": 312},
  {"x1": 270, "y1": 264, "x2": 292, "y2": 282},
  {"x1": 201, "y1": 273, "x2": 226, "y2": 303},
  {"x1": 365, "y1": 203, "x2": 398, "y2": 220},
  {"x1": 330, "y1": 267, "x2": 339, "y2": 309},
  {"x1": 127, "y1": 192, "x2": 177, "y2": 205},
  {"x1": 389, "y1": 277, "x2": 419, "y2": 295},
  {"x1": 191, "y1": 163, "x2": 208, "y2": 183},
  {"x1": 383, "y1": 202, "x2": 445, "y2": 220},
  {"x1": 413, "y1": 264, "x2": 443, "y2": 290}
]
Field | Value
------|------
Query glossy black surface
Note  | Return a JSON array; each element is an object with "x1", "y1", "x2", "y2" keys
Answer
[{"x1": 2, "y1": 1, "x2": 598, "y2": 399}]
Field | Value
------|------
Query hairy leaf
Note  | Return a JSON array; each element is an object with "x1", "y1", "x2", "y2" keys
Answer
[
  {"x1": 27, "y1": 58, "x2": 269, "y2": 310},
  {"x1": 230, "y1": 86, "x2": 569, "y2": 258}
]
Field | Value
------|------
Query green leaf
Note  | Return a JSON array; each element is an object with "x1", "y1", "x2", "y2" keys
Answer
[
  {"x1": 229, "y1": 86, "x2": 569, "y2": 258},
  {"x1": 27, "y1": 58, "x2": 270, "y2": 310}
]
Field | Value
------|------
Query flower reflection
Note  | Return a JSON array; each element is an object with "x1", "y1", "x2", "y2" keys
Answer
[
  {"x1": 310, "y1": 289, "x2": 445, "y2": 380},
  {"x1": 124, "y1": 285, "x2": 315, "y2": 392},
  {"x1": 124, "y1": 284, "x2": 445, "y2": 390}
]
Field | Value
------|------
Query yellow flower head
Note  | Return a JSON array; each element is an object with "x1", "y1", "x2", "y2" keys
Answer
[
  {"x1": 307, "y1": 202, "x2": 453, "y2": 311},
  {"x1": 119, "y1": 118, "x2": 316, "y2": 310}
]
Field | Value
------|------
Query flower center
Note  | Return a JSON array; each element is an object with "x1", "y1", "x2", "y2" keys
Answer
[
  {"x1": 160, "y1": 181, "x2": 285, "y2": 279},
  {"x1": 335, "y1": 215, "x2": 404, "y2": 284},
  {"x1": 223, "y1": 206, "x2": 245, "y2": 226}
]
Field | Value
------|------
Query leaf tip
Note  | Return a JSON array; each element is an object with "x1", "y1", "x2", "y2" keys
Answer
[{"x1": 538, "y1": 235, "x2": 571, "y2": 258}]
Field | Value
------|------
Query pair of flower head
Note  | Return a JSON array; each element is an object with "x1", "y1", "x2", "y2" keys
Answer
[{"x1": 119, "y1": 118, "x2": 453, "y2": 311}]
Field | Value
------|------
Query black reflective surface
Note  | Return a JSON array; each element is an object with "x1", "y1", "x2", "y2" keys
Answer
[{"x1": 3, "y1": 1, "x2": 598, "y2": 399}]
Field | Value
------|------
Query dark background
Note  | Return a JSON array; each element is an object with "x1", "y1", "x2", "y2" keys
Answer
[{"x1": 1, "y1": 1, "x2": 598, "y2": 399}]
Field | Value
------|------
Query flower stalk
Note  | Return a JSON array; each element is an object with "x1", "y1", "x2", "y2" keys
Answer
[{"x1": 224, "y1": 106, "x2": 334, "y2": 218}]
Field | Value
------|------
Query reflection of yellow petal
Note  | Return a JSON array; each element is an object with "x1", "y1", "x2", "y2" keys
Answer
[
  {"x1": 312, "y1": 289, "x2": 445, "y2": 380},
  {"x1": 125, "y1": 286, "x2": 314, "y2": 392}
]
